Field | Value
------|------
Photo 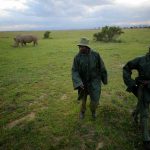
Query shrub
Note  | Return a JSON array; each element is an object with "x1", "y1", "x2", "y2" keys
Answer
[
  {"x1": 43, "y1": 31, "x2": 51, "y2": 39},
  {"x1": 93, "y1": 26, "x2": 124, "y2": 42}
]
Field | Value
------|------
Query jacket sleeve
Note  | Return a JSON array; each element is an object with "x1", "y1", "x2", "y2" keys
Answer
[
  {"x1": 72, "y1": 56, "x2": 83, "y2": 90},
  {"x1": 98, "y1": 54, "x2": 108, "y2": 85},
  {"x1": 123, "y1": 57, "x2": 139, "y2": 91}
]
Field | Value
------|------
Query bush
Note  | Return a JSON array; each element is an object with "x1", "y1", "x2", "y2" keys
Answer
[
  {"x1": 93, "y1": 26, "x2": 124, "y2": 42},
  {"x1": 43, "y1": 31, "x2": 51, "y2": 39}
]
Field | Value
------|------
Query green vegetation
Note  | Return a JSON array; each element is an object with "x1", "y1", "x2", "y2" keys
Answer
[
  {"x1": 43, "y1": 31, "x2": 51, "y2": 39},
  {"x1": 0, "y1": 29, "x2": 150, "y2": 150},
  {"x1": 94, "y1": 26, "x2": 124, "y2": 42}
]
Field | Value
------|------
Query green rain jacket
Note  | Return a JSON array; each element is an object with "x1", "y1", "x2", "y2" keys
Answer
[
  {"x1": 123, "y1": 52, "x2": 150, "y2": 102},
  {"x1": 72, "y1": 49, "x2": 107, "y2": 101}
]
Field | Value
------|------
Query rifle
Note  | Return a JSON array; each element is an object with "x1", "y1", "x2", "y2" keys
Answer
[
  {"x1": 129, "y1": 77, "x2": 150, "y2": 97},
  {"x1": 134, "y1": 76, "x2": 150, "y2": 115},
  {"x1": 135, "y1": 76, "x2": 150, "y2": 87}
]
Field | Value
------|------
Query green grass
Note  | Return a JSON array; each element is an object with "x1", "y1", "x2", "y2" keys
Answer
[{"x1": 0, "y1": 29, "x2": 150, "y2": 150}]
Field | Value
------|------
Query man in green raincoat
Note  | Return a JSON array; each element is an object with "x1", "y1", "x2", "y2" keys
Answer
[
  {"x1": 123, "y1": 47, "x2": 150, "y2": 150},
  {"x1": 72, "y1": 37, "x2": 108, "y2": 119}
]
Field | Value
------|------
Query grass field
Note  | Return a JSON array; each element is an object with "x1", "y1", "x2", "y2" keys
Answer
[{"x1": 0, "y1": 28, "x2": 150, "y2": 150}]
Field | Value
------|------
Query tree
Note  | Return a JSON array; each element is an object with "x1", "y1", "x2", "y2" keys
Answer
[
  {"x1": 93, "y1": 26, "x2": 124, "y2": 42},
  {"x1": 43, "y1": 31, "x2": 51, "y2": 39}
]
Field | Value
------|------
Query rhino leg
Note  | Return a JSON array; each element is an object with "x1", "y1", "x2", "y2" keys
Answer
[
  {"x1": 34, "y1": 40, "x2": 38, "y2": 46},
  {"x1": 33, "y1": 41, "x2": 37, "y2": 46},
  {"x1": 23, "y1": 42, "x2": 26, "y2": 46},
  {"x1": 21, "y1": 41, "x2": 26, "y2": 47}
]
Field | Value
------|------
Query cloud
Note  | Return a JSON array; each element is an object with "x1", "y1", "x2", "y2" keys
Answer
[
  {"x1": 114, "y1": 0, "x2": 150, "y2": 7},
  {"x1": 0, "y1": 0, "x2": 30, "y2": 16},
  {"x1": 0, "y1": 0, "x2": 150, "y2": 31}
]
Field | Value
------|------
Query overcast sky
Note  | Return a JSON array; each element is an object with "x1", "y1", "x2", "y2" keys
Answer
[{"x1": 0, "y1": 0, "x2": 150, "y2": 31}]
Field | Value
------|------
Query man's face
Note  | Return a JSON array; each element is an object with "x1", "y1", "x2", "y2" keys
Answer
[{"x1": 79, "y1": 45, "x2": 88, "y2": 51}]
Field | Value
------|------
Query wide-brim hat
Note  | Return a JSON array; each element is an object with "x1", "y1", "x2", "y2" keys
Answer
[{"x1": 77, "y1": 37, "x2": 90, "y2": 48}]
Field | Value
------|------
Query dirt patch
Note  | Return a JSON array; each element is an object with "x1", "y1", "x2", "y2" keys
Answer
[
  {"x1": 115, "y1": 91, "x2": 126, "y2": 99},
  {"x1": 119, "y1": 64, "x2": 125, "y2": 68},
  {"x1": 96, "y1": 141, "x2": 104, "y2": 150},
  {"x1": 74, "y1": 123, "x2": 103, "y2": 149},
  {"x1": 38, "y1": 93, "x2": 48, "y2": 100},
  {"x1": 39, "y1": 106, "x2": 49, "y2": 111},
  {"x1": 29, "y1": 93, "x2": 48, "y2": 106},
  {"x1": 102, "y1": 91, "x2": 111, "y2": 98},
  {"x1": 6, "y1": 112, "x2": 35, "y2": 129},
  {"x1": 28, "y1": 94, "x2": 49, "y2": 113},
  {"x1": 61, "y1": 94, "x2": 67, "y2": 100}
]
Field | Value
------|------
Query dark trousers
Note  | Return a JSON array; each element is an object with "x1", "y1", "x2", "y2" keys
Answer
[
  {"x1": 141, "y1": 102, "x2": 150, "y2": 141},
  {"x1": 80, "y1": 93, "x2": 98, "y2": 113},
  {"x1": 138, "y1": 86, "x2": 150, "y2": 141}
]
